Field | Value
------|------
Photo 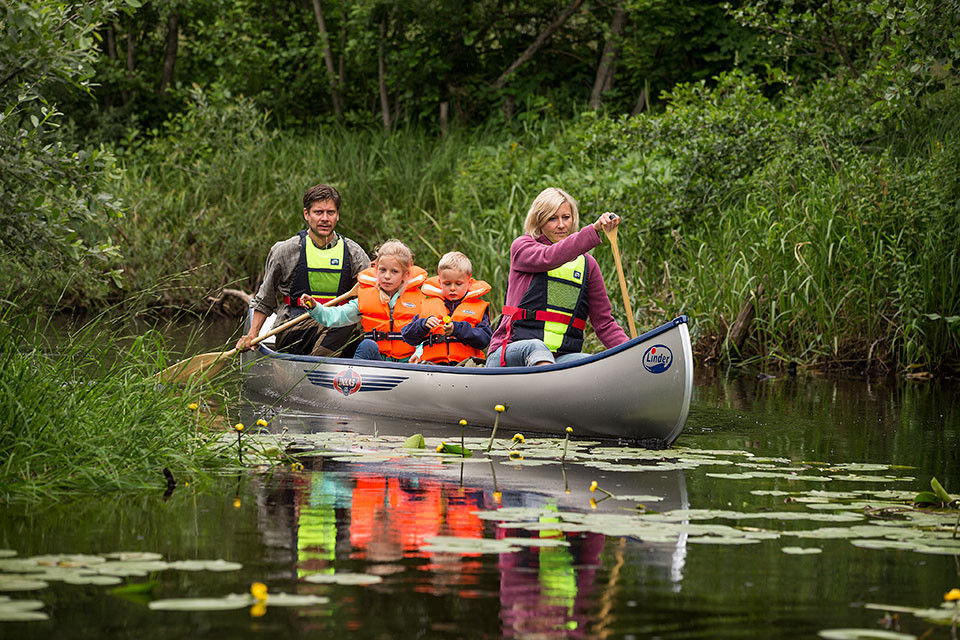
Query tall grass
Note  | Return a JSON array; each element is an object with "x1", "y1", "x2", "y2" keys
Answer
[{"x1": 0, "y1": 304, "x2": 233, "y2": 501}]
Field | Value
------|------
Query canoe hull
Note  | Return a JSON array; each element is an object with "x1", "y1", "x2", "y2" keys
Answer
[{"x1": 242, "y1": 316, "x2": 693, "y2": 446}]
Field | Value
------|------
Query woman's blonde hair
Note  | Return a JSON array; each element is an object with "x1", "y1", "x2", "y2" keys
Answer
[
  {"x1": 523, "y1": 187, "x2": 579, "y2": 237},
  {"x1": 437, "y1": 251, "x2": 472, "y2": 276},
  {"x1": 373, "y1": 239, "x2": 414, "y2": 270}
]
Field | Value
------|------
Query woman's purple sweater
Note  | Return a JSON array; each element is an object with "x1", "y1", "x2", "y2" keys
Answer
[{"x1": 487, "y1": 226, "x2": 628, "y2": 354}]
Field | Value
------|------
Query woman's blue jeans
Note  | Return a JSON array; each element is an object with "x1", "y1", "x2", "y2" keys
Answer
[{"x1": 485, "y1": 339, "x2": 589, "y2": 367}]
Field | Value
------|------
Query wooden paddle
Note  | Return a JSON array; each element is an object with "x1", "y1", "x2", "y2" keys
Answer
[
  {"x1": 158, "y1": 286, "x2": 358, "y2": 384},
  {"x1": 604, "y1": 223, "x2": 638, "y2": 340}
]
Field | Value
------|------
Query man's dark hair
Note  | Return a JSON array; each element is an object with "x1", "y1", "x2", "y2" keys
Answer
[{"x1": 303, "y1": 184, "x2": 341, "y2": 211}]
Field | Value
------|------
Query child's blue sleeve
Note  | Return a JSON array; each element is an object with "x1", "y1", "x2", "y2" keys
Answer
[
  {"x1": 401, "y1": 315, "x2": 430, "y2": 345},
  {"x1": 306, "y1": 298, "x2": 361, "y2": 327},
  {"x1": 452, "y1": 309, "x2": 493, "y2": 350}
]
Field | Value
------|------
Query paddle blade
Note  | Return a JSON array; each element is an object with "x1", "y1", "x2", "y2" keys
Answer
[{"x1": 157, "y1": 350, "x2": 236, "y2": 384}]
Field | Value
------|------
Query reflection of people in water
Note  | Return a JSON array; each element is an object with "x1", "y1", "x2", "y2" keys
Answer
[
  {"x1": 257, "y1": 467, "x2": 607, "y2": 634},
  {"x1": 497, "y1": 506, "x2": 605, "y2": 638}
]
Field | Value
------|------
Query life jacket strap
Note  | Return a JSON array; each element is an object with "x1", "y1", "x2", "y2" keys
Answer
[
  {"x1": 498, "y1": 306, "x2": 586, "y2": 366},
  {"x1": 365, "y1": 329, "x2": 403, "y2": 342}
]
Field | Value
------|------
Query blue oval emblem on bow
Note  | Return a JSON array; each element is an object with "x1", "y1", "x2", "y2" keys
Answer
[{"x1": 642, "y1": 344, "x2": 673, "y2": 374}]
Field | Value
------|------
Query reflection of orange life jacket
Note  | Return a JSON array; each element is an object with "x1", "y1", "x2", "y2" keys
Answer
[
  {"x1": 357, "y1": 265, "x2": 427, "y2": 359},
  {"x1": 419, "y1": 277, "x2": 491, "y2": 364}
]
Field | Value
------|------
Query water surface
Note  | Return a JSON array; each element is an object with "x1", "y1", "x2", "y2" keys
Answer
[{"x1": 2, "y1": 370, "x2": 958, "y2": 638}]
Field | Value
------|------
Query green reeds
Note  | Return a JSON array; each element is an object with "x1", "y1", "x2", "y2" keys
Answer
[{"x1": 0, "y1": 307, "x2": 234, "y2": 500}]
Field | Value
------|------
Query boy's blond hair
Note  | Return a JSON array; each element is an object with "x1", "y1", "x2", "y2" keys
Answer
[
  {"x1": 373, "y1": 239, "x2": 414, "y2": 270},
  {"x1": 523, "y1": 187, "x2": 579, "y2": 237},
  {"x1": 437, "y1": 251, "x2": 472, "y2": 276}
]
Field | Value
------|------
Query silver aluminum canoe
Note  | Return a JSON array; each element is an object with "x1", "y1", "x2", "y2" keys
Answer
[{"x1": 241, "y1": 316, "x2": 693, "y2": 446}]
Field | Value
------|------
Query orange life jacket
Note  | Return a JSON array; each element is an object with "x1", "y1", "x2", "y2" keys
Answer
[
  {"x1": 357, "y1": 265, "x2": 427, "y2": 359},
  {"x1": 419, "y1": 276, "x2": 490, "y2": 364}
]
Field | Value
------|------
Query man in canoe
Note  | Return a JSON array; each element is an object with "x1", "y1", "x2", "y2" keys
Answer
[
  {"x1": 486, "y1": 187, "x2": 626, "y2": 367},
  {"x1": 236, "y1": 184, "x2": 370, "y2": 356}
]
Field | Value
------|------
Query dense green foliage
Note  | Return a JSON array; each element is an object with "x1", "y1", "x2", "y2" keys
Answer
[
  {"x1": 2, "y1": 0, "x2": 959, "y2": 375},
  {"x1": 74, "y1": 0, "x2": 752, "y2": 133},
  {"x1": 0, "y1": 1, "x2": 132, "y2": 299}
]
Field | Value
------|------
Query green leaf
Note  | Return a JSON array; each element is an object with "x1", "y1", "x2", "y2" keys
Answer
[
  {"x1": 111, "y1": 581, "x2": 159, "y2": 596},
  {"x1": 403, "y1": 434, "x2": 425, "y2": 449},
  {"x1": 930, "y1": 477, "x2": 952, "y2": 503},
  {"x1": 913, "y1": 491, "x2": 941, "y2": 505},
  {"x1": 438, "y1": 443, "x2": 472, "y2": 457}
]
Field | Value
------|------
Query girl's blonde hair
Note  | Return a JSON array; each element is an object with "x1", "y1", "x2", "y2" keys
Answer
[
  {"x1": 373, "y1": 239, "x2": 414, "y2": 270},
  {"x1": 523, "y1": 187, "x2": 579, "y2": 237},
  {"x1": 437, "y1": 251, "x2": 472, "y2": 276}
]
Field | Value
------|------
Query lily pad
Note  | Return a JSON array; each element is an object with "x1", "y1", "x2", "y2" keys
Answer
[
  {"x1": 167, "y1": 559, "x2": 242, "y2": 572},
  {"x1": 262, "y1": 592, "x2": 330, "y2": 606},
  {"x1": 148, "y1": 593, "x2": 252, "y2": 611},
  {"x1": 0, "y1": 551, "x2": 16, "y2": 559},
  {"x1": 420, "y1": 536, "x2": 524, "y2": 555},
  {"x1": 302, "y1": 573, "x2": 383, "y2": 585},
  {"x1": 103, "y1": 552, "x2": 164, "y2": 562},
  {"x1": 62, "y1": 574, "x2": 123, "y2": 586},
  {"x1": 402, "y1": 434, "x2": 425, "y2": 449},
  {"x1": 817, "y1": 629, "x2": 915, "y2": 639},
  {"x1": 0, "y1": 575, "x2": 49, "y2": 591},
  {"x1": 0, "y1": 596, "x2": 47, "y2": 621},
  {"x1": 782, "y1": 547, "x2": 823, "y2": 555}
]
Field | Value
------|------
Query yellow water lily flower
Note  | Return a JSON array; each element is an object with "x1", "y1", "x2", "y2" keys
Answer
[
  {"x1": 291, "y1": 462, "x2": 304, "y2": 472},
  {"x1": 565, "y1": 426, "x2": 573, "y2": 434},
  {"x1": 436, "y1": 442, "x2": 445, "y2": 453},
  {"x1": 233, "y1": 497, "x2": 242, "y2": 509},
  {"x1": 256, "y1": 418, "x2": 268, "y2": 427},
  {"x1": 589, "y1": 498, "x2": 597, "y2": 509},
  {"x1": 589, "y1": 481, "x2": 598, "y2": 493},
  {"x1": 459, "y1": 419, "x2": 468, "y2": 426},
  {"x1": 945, "y1": 588, "x2": 960, "y2": 601},
  {"x1": 494, "y1": 404, "x2": 505, "y2": 413},
  {"x1": 250, "y1": 602, "x2": 267, "y2": 617},
  {"x1": 512, "y1": 433, "x2": 525, "y2": 444},
  {"x1": 234, "y1": 423, "x2": 245, "y2": 432},
  {"x1": 509, "y1": 451, "x2": 523, "y2": 460},
  {"x1": 250, "y1": 582, "x2": 268, "y2": 601},
  {"x1": 493, "y1": 491, "x2": 502, "y2": 504}
]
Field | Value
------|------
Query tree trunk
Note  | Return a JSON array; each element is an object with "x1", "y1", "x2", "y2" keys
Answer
[
  {"x1": 439, "y1": 101, "x2": 449, "y2": 136},
  {"x1": 158, "y1": 12, "x2": 179, "y2": 96},
  {"x1": 589, "y1": 5, "x2": 625, "y2": 109},
  {"x1": 492, "y1": 0, "x2": 583, "y2": 89},
  {"x1": 123, "y1": 25, "x2": 135, "y2": 106},
  {"x1": 310, "y1": 0, "x2": 343, "y2": 120},
  {"x1": 378, "y1": 19, "x2": 391, "y2": 131},
  {"x1": 104, "y1": 25, "x2": 117, "y2": 109},
  {"x1": 631, "y1": 79, "x2": 649, "y2": 116}
]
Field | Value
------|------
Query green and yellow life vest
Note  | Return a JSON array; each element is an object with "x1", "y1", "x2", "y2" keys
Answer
[
  {"x1": 288, "y1": 230, "x2": 353, "y2": 306},
  {"x1": 501, "y1": 255, "x2": 589, "y2": 355}
]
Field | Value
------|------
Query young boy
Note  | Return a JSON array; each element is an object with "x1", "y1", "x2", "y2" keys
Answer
[{"x1": 402, "y1": 251, "x2": 492, "y2": 365}]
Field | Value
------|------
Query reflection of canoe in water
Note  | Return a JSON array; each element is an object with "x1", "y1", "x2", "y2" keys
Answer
[{"x1": 242, "y1": 315, "x2": 693, "y2": 446}]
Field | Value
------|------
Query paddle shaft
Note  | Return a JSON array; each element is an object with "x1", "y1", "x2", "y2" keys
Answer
[{"x1": 605, "y1": 226, "x2": 638, "y2": 339}]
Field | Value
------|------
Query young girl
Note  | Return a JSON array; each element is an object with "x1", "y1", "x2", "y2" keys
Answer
[{"x1": 300, "y1": 239, "x2": 426, "y2": 361}]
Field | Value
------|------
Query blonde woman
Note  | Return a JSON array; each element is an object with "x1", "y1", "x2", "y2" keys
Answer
[{"x1": 486, "y1": 188, "x2": 626, "y2": 367}]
